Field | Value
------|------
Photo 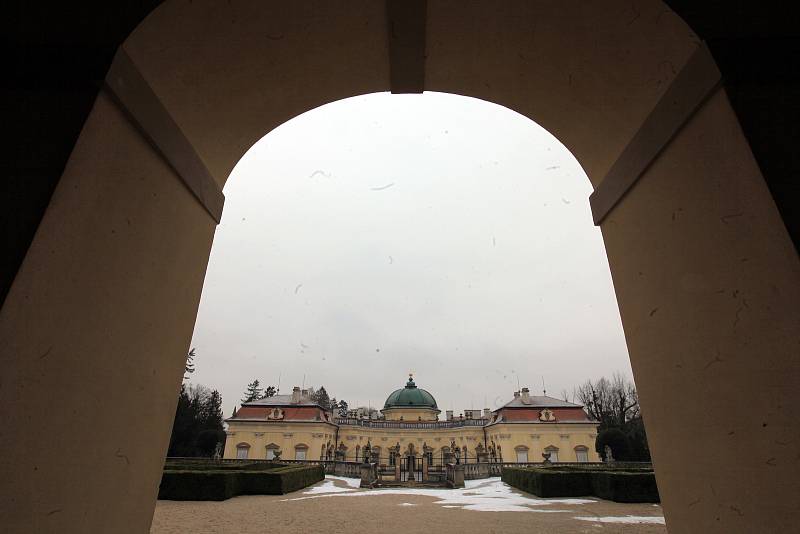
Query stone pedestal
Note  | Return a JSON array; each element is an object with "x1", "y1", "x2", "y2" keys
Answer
[
  {"x1": 359, "y1": 462, "x2": 377, "y2": 488},
  {"x1": 446, "y1": 463, "x2": 465, "y2": 488}
]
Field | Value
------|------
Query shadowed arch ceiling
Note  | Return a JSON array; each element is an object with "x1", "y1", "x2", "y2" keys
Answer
[{"x1": 124, "y1": 0, "x2": 698, "y2": 190}]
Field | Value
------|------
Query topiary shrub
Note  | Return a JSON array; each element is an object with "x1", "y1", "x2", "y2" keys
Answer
[
  {"x1": 596, "y1": 427, "x2": 630, "y2": 461},
  {"x1": 590, "y1": 471, "x2": 660, "y2": 503},
  {"x1": 501, "y1": 467, "x2": 592, "y2": 497},
  {"x1": 158, "y1": 463, "x2": 323, "y2": 500},
  {"x1": 501, "y1": 465, "x2": 660, "y2": 503}
]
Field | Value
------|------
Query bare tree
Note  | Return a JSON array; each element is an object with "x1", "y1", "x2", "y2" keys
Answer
[{"x1": 574, "y1": 373, "x2": 639, "y2": 429}]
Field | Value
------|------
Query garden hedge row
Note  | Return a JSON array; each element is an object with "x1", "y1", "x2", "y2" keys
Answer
[
  {"x1": 158, "y1": 462, "x2": 324, "y2": 500},
  {"x1": 501, "y1": 466, "x2": 659, "y2": 503}
]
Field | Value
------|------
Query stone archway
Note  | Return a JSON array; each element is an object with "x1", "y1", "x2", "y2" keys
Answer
[{"x1": 0, "y1": 1, "x2": 797, "y2": 532}]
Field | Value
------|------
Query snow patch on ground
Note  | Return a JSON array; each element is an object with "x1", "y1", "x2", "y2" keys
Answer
[
  {"x1": 398, "y1": 502, "x2": 416, "y2": 506},
  {"x1": 574, "y1": 516, "x2": 666, "y2": 525},
  {"x1": 285, "y1": 477, "x2": 597, "y2": 513},
  {"x1": 324, "y1": 475, "x2": 362, "y2": 489},
  {"x1": 302, "y1": 480, "x2": 357, "y2": 495}
]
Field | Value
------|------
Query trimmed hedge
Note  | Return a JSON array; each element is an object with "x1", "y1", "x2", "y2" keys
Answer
[
  {"x1": 590, "y1": 470, "x2": 660, "y2": 503},
  {"x1": 158, "y1": 462, "x2": 324, "y2": 501},
  {"x1": 501, "y1": 466, "x2": 659, "y2": 503},
  {"x1": 501, "y1": 467, "x2": 591, "y2": 497}
]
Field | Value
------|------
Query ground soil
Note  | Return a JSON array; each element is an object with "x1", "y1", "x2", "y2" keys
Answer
[{"x1": 150, "y1": 478, "x2": 666, "y2": 534}]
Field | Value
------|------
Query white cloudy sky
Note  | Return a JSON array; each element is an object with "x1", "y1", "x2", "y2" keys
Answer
[{"x1": 189, "y1": 92, "x2": 632, "y2": 417}]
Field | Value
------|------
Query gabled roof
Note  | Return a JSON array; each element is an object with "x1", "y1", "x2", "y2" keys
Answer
[{"x1": 494, "y1": 394, "x2": 583, "y2": 411}]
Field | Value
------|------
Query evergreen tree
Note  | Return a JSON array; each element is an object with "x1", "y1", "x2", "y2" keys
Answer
[
  {"x1": 337, "y1": 399, "x2": 349, "y2": 417},
  {"x1": 312, "y1": 386, "x2": 331, "y2": 410},
  {"x1": 184, "y1": 348, "x2": 196, "y2": 380},
  {"x1": 262, "y1": 385, "x2": 277, "y2": 398},
  {"x1": 242, "y1": 379, "x2": 263, "y2": 403},
  {"x1": 201, "y1": 389, "x2": 224, "y2": 429},
  {"x1": 329, "y1": 397, "x2": 338, "y2": 414},
  {"x1": 167, "y1": 383, "x2": 226, "y2": 457}
]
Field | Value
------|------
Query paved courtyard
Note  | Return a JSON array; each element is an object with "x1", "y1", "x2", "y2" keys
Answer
[{"x1": 151, "y1": 476, "x2": 666, "y2": 533}]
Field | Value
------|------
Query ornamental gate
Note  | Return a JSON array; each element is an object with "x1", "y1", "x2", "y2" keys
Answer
[{"x1": 400, "y1": 455, "x2": 423, "y2": 482}]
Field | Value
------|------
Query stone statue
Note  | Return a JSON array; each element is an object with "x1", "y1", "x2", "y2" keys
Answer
[
  {"x1": 363, "y1": 440, "x2": 372, "y2": 463},
  {"x1": 604, "y1": 444, "x2": 614, "y2": 463},
  {"x1": 212, "y1": 441, "x2": 223, "y2": 460},
  {"x1": 454, "y1": 444, "x2": 461, "y2": 464},
  {"x1": 542, "y1": 452, "x2": 552, "y2": 464},
  {"x1": 273, "y1": 449, "x2": 282, "y2": 460}
]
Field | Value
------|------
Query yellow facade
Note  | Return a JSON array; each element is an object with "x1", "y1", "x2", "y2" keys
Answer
[
  {"x1": 224, "y1": 382, "x2": 600, "y2": 464},
  {"x1": 224, "y1": 419, "x2": 600, "y2": 463}
]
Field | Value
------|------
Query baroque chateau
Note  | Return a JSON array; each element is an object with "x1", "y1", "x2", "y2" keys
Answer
[{"x1": 223, "y1": 376, "x2": 600, "y2": 464}]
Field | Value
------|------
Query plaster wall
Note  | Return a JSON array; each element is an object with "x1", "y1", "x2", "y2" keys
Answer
[
  {"x1": 223, "y1": 421, "x2": 599, "y2": 464},
  {"x1": 222, "y1": 422, "x2": 337, "y2": 461},
  {"x1": 0, "y1": 92, "x2": 217, "y2": 532},
  {"x1": 486, "y1": 424, "x2": 601, "y2": 463}
]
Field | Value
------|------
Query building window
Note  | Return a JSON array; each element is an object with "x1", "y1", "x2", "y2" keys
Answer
[
  {"x1": 545, "y1": 446, "x2": 559, "y2": 463},
  {"x1": 265, "y1": 444, "x2": 279, "y2": 460},
  {"x1": 236, "y1": 443, "x2": 250, "y2": 459},
  {"x1": 514, "y1": 446, "x2": 529, "y2": 463},
  {"x1": 575, "y1": 446, "x2": 589, "y2": 463}
]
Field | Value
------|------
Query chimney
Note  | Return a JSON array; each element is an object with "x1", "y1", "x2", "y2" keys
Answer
[
  {"x1": 521, "y1": 387, "x2": 530, "y2": 403},
  {"x1": 291, "y1": 386, "x2": 301, "y2": 404},
  {"x1": 301, "y1": 388, "x2": 308, "y2": 398},
  {"x1": 483, "y1": 408, "x2": 491, "y2": 419},
  {"x1": 513, "y1": 391, "x2": 520, "y2": 398},
  {"x1": 446, "y1": 410, "x2": 453, "y2": 421}
]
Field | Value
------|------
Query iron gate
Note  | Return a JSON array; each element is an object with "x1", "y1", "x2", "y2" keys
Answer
[{"x1": 400, "y1": 456, "x2": 423, "y2": 482}]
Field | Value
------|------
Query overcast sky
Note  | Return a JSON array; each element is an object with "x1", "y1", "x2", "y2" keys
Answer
[{"x1": 188, "y1": 91, "x2": 632, "y2": 418}]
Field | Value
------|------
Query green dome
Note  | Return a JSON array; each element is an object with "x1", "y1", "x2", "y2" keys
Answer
[{"x1": 383, "y1": 376, "x2": 439, "y2": 410}]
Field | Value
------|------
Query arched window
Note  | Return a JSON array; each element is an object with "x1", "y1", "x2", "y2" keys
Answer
[
  {"x1": 294, "y1": 443, "x2": 309, "y2": 460},
  {"x1": 544, "y1": 445, "x2": 559, "y2": 463},
  {"x1": 574, "y1": 445, "x2": 589, "y2": 463},
  {"x1": 236, "y1": 442, "x2": 251, "y2": 460},
  {"x1": 514, "y1": 445, "x2": 529, "y2": 463},
  {"x1": 265, "y1": 443, "x2": 280, "y2": 460}
]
